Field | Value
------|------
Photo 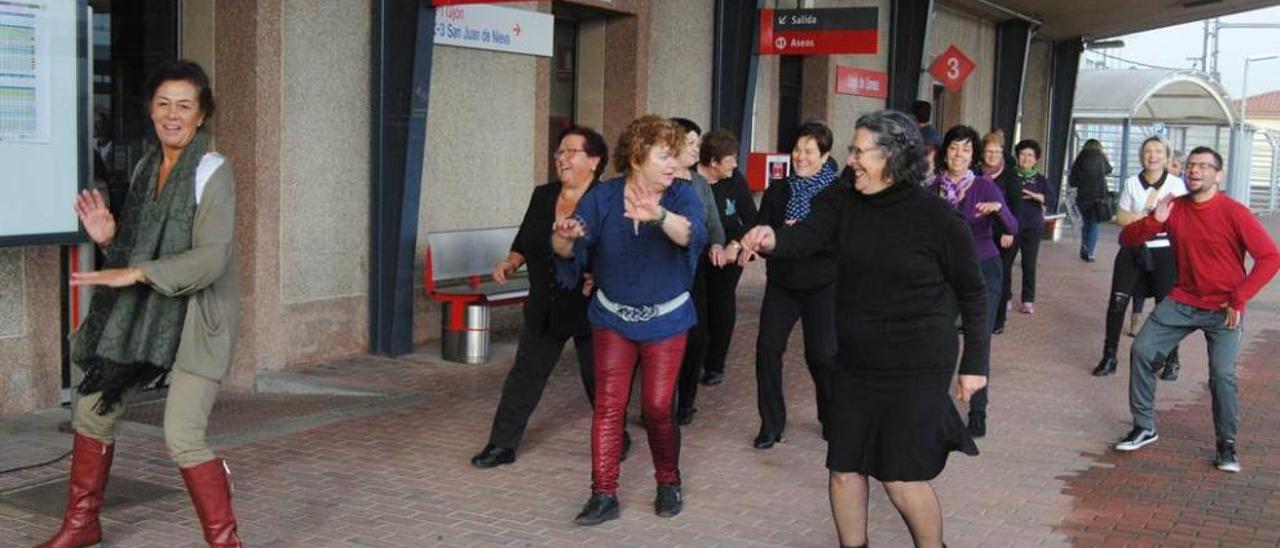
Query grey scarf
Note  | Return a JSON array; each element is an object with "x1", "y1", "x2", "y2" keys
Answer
[{"x1": 72, "y1": 130, "x2": 208, "y2": 413}]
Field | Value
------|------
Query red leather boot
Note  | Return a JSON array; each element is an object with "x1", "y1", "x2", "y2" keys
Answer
[
  {"x1": 180, "y1": 458, "x2": 243, "y2": 547},
  {"x1": 36, "y1": 434, "x2": 114, "y2": 548}
]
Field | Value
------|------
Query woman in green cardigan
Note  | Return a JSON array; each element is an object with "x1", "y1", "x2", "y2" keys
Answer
[{"x1": 38, "y1": 60, "x2": 242, "y2": 548}]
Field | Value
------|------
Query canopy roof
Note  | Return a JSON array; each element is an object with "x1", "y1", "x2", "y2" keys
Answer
[
  {"x1": 952, "y1": 0, "x2": 1275, "y2": 41},
  {"x1": 1072, "y1": 69, "x2": 1237, "y2": 125}
]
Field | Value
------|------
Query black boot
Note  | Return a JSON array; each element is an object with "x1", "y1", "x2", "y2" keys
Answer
[
  {"x1": 967, "y1": 415, "x2": 986, "y2": 438},
  {"x1": 470, "y1": 444, "x2": 515, "y2": 468},
  {"x1": 1092, "y1": 349, "x2": 1117, "y2": 376},
  {"x1": 654, "y1": 483, "x2": 683, "y2": 517},
  {"x1": 1159, "y1": 350, "x2": 1180, "y2": 381},
  {"x1": 573, "y1": 494, "x2": 620, "y2": 526}
]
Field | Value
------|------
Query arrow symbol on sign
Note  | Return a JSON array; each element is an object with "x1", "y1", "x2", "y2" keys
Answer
[{"x1": 513, "y1": 23, "x2": 522, "y2": 36}]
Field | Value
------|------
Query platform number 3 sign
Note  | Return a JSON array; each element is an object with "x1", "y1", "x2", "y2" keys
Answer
[{"x1": 930, "y1": 45, "x2": 975, "y2": 92}]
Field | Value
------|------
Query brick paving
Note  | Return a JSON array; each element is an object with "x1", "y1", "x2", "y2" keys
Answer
[{"x1": 2, "y1": 216, "x2": 1279, "y2": 547}]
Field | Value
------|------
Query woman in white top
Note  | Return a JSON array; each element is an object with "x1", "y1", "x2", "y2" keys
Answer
[{"x1": 1092, "y1": 135, "x2": 1187, "y2": 379}]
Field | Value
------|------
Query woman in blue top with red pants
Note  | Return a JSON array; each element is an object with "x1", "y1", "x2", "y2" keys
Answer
[{"x1": 553, "y1": 116, "x2": 707, "y2": 526}]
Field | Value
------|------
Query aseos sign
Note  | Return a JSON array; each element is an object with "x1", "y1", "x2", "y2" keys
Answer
[
  {"x1": 434, "y1": 3, "x2": 552, "y2": 58},
  {"x1": 759, "y1": 8, "x2": 878, "y2": 56},
  {"x1": 930, "y1": 45, "x2": 976, "y2": 92}
]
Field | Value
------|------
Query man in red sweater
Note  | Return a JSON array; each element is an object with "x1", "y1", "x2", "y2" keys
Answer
[{"x1": 1113, "y1": 146, "x2": 1280, "y2": 472}]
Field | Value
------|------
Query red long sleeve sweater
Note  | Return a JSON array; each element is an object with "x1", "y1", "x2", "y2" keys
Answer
[{"x1": 1120, "y1": 193, "x2": 1280, "y2": 312}]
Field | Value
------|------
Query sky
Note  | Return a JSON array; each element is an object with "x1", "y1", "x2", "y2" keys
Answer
[{"x1": 1086, "y1": 5, "x2": 1280, "y2": 101}]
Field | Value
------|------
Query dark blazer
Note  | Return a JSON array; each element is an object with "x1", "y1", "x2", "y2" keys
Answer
[
  {"x1": 512, "y1": 181, "x2": 591, "y2": 338},
  {"x1": 755, "y1": 172, "x2": 850, "y2": 290}
]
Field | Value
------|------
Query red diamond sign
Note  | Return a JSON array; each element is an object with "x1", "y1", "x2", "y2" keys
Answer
[{"x1": 930, "y1": 45, "x2": 975, "y2": 92}]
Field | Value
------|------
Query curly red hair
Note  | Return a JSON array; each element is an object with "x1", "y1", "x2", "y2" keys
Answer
[{"x1": 613, "y1": 115, "x2": 685, "y2": 173}]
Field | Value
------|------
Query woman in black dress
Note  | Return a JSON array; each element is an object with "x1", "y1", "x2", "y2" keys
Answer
[{"x1": 740, "y1": 110, "x2": 989, "y2": 548}]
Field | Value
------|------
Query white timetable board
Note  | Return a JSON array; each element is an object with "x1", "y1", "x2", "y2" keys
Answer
[{"x1": 0, "y1": 0, "x2": 86, "y2": 246}]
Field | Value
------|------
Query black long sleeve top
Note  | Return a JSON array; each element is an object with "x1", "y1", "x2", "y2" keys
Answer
[
  {"x1": 771, "y1": 178, "x2": 990, "y2": 378},
  {"x1": 710, "y1": 169, "x2": 759, "y2": 244},
  {"x1": 754, "y1": 173, "x2": 850, "y2": 290},
  {"x1": 991, "y1": 167, "x2": 1023, "y2": 240},
  {"x1": 511, "y1": 181, "x2": 591, "y2": 338}
]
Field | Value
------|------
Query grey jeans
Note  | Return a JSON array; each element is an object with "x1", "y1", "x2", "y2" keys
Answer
[{"x1": 1129, "y1": 299, "x2": 1244, "y2": 442}]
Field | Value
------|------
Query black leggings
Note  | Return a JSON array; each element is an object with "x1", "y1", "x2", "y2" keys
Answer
[
  {"x1": 994, "y1": 232, "x2": 1043, "y2": 328},
  {"x1": 1103, "y1": 245, "x2": 1178, "y2": 356}
]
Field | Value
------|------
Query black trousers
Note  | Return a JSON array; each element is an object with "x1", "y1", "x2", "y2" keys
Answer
[
  {"x1": 754, "y1": 281, "x2": 837, "y2": 437},
  {"x1": 970, "y1": 256, "x2": 1003, "y2": 419},
  {"x1": 486, "y1": 327, "x2": 594, "y2": 449},
  {"x1": 1104, "y1": 245, "x2": 1177, "y2": 353},
  {"x1": 703, "y1": 263, "x2": 745, "y2": 376},
  {"x1": 677, "y1": 261, "x2": 710, "y2": 414},
  {"x1": 994, "y1": 232, "x2": 1043, "y2": 328}
]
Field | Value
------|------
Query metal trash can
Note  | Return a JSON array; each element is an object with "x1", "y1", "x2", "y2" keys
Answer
[{"x1": 441, "y1": 302, "x2": 490, "y2": 364}]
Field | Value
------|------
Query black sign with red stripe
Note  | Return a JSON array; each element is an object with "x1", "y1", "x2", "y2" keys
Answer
[{"x1": 759, "y1": 8, "x2": 879, "y2": 56}]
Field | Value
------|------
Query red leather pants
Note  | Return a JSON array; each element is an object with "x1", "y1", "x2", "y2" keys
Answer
[{"x1": 590, "y1": 327, "x2": 686, "y2": 494}]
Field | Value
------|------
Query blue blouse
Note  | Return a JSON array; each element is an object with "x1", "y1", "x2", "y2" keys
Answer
[{"x1": 555, "y1": 176, "x2": 707, "y2": 341}]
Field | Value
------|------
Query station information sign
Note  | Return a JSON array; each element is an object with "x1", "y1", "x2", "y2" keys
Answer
[
  {"x1": 759, "y1": 8, "x2": 879, "y2": 56},
  {"x1": 929, "y1": 45, "x2": 976, "y2": 92},
  {"x1": 835, "y1": 66, "x2": 888, "y2": 99}
]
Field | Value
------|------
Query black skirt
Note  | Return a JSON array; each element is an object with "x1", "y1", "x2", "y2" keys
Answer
[{"x1": 825, "y1": 366, "x2": 978, "y2": 481}]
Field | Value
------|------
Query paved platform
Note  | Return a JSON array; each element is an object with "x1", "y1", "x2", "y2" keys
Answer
[{"x1": 2, "y1": 216, "x2": 1279, "y2": 547}]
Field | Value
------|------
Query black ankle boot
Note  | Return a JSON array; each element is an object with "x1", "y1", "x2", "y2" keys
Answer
[
  {"x1": 655, "y1": 483, "x2": 683, "y2": 517},
  {"x1": 573, "y1": 493, "x2": 620, "y2": 526},
  {"x1": 1092, "y1": 350, "x2": 1117, "y2": 376},
  {"x1": 470, "y1": 444, "x2": 515, "y2": 468},
  {"x1": 1159, "y1": 353, "x2": 1180, "y2": 381}
]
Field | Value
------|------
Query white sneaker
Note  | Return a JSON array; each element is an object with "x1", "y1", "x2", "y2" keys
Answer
[{"x1": 1115, "y1": 427, "x2": 1158, "y2": 451}]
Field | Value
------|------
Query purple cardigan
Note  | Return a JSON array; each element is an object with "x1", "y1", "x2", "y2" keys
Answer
[{"x1": 930, "y1": 175, "x2": 1018, "y2": 261}]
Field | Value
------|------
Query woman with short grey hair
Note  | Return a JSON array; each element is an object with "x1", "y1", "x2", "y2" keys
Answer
[{"x1": 740, "y1": 110, "x2": 989, "y2": 548}]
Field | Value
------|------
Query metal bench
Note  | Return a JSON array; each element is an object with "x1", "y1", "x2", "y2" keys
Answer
[{"x1": 424, "y1": 227, "x2": 530, "y2": 364}]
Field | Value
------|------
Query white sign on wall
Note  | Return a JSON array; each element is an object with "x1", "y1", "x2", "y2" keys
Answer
[{"x1": 433, "y1": 4, "x2": 552, "y2": 58}]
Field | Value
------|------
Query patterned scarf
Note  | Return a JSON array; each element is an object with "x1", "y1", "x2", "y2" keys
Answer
[
  {"x1": 784, "y1": 162, "x2": 837, "y2": 221},
  {"x1": 71, "y1": 129, "x2": 207, "y2": 413},
  {"x1": 933, "y1": 169, "x2": 976, "y2": 208},
  {"x1": 982, "y1": 159, "x2": 1004, "y2": 180}
]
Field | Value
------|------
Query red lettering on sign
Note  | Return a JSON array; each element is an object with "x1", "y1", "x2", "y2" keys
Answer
[{"x1": 835, "y1": 66, "x2": 888, "y2": 99}]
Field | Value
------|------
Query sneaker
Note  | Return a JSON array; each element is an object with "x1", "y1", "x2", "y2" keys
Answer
[
  {"x1": 1215, "y1": 440, "x2": 1241, "y2": 473},
  {"x1": 1115, "y1": 427, "x2": 1159, "y2": 451},
  {"x1": 1020, "y1": 302, "x2": 1034, "y2": 314}
]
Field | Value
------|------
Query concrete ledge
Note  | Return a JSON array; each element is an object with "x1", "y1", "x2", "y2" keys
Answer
[{"x1": 254, "y1": 371, "x2": 387, "y2": 397}]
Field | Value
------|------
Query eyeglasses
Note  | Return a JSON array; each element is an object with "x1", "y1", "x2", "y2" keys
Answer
[
  {"x1": 1186, "y1": 161, "x2": 1220, "y2": 172},
  {"x1": 846, "y1": 145, "x2": 880, "y2": 158},
  {"x1": 555, "y1": 148, "x2": 586, "y2": 158}
]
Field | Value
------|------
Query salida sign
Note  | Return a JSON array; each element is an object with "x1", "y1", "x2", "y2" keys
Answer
[{"x1": 759, "y1": 8, "x2": 878, "y2": 56}]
